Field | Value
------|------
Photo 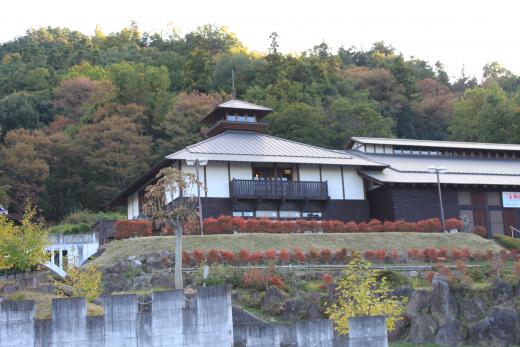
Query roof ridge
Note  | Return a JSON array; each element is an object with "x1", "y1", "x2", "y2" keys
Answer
[
  {"x1": 351, "y1": 136, "x2": 520, "y2": 148},
  {"x1": 218, "y1": 99, "x2": 273, "y2": 110}
]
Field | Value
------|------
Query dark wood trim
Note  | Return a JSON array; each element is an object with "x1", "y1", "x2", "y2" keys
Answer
[
  {"x1": 340, "y1": 166, "x2": 345, "y2": 200},
  {"x1": 296, "y1": 164, "x2": 300, "y2": 181},
  {"x1": 204, "y1": 165, "x2": 208, "y2": 198},
  {"x1": 227, "y1": 161, "x2": 231, "y2": 182},
  {"x1": 319, "y1": 165, "x2": 323, "y2": 182}
]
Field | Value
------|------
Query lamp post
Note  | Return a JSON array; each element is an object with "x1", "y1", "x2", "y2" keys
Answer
[
  {"x1": 428, "y1": 165, "x2": 447, "y2": 233},
  {"x1": 186, "y1": 158, "x2": 208, "y2": 235}
]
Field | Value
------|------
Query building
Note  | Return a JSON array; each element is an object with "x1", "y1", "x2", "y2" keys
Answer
[
  {"x1": 110, "y1": 99, "x2": 520, "y2": 238},
  {"x1": 347, "y1": 137, "x2": 520, "y2": 237},
  {"x1": 109, "y1": 100, "x2": 385, "y2": 222}
]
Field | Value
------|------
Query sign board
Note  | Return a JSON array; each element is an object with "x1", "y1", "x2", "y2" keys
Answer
[{"x1": 502, "y1": 192, "x2": 520, "y2": 208}]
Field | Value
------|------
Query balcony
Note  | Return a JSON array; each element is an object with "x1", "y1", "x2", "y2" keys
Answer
[{"x1": 230, "y1": 179, "x2": 328, "y2": 200}]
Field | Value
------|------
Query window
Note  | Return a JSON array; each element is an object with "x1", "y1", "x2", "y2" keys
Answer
[
  {"x1": 233, "y1": 211, "x2": 254, "y2": 217},
  {"x1": 457, "y1": 191, "x2": 471, "y2": 205},
  {"x1": 226, "y1": 114, "x2": 237, "y2": 121},
  {"x1": 302, "y1": 212, "x2": 322, "y2": 219},
  {"x1": 487, "y1": 192, "x2": 501, "y2": 206},
  {"x1": 246, "y1": 115, "x2": 256, "y2": 123},
  {"x1": 490, "y1": 210, "x2": 504, "y2": 235},
  {"x1": 277, "y1": 168, "x2": 293, "y2": 181},
  {"x1": 279, "y1": 211, "x2": 301, "y2": 218},
  {"x1": 256, "y1": 210, "x2": 278, "y2": 218},
  {"x1": 237, "y1": 115, "x2": 246, "y2": 122}
]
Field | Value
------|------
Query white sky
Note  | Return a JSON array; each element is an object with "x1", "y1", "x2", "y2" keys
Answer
[{"x1": 1, "y1": 0, "x2": 519, "y2": 80}]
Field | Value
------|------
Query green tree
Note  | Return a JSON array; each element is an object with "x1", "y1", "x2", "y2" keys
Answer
[
  {"x1": 0, "y1": 92, "x2": 39, "y2": 132},
  {"x1": 267, "y1": 103, "x2": 332, "y2": 148},
  {"x1": 326, "y1": 253, "x2": 406, "y2": 334},
  {"x1": 448, "y1": 82, "x2": 520, "y2": 143},
  {"x1": 330, "y1": 94, "x2": 394, "y2": 148}
]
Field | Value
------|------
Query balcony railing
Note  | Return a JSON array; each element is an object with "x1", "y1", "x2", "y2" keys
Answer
[{"x1": 230, "y1": 179, "x2": 328, "y2": 200}]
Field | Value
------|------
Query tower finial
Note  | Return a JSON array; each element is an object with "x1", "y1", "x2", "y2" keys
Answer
[{"x1": 231, "y1": 69, "x2": 236, "y2": 98}]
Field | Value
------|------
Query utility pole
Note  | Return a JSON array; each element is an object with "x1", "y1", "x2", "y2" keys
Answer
[{"x1": 429, "y1": 166, "x2": 448, "y2": 233}]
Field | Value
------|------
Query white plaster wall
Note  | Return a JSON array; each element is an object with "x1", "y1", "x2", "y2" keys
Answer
[
  {"x1": 374, "y1": 145, "x2": 385, "y2": 154},
  {"x1": 229, "y1": 162, "x2": 252, "y2": 180},
  {"x1": 321, "y1": 166, "x2": 344, "y2": 199},
  {"x1": 206, "y1": 161, "x2": 229, "y2": 197},
  {"x1": 343, "y1": 167, "x2": 365, "y2": 200},
  {"x1": 127, "y1": 192, "x2": 139, "y2": 219},
  {"x1": 299, "y1": 164, "x2": 320, "y2": 181},
  {"x1": 181, "y1": 162, "x2": 206, "y2": 197}
]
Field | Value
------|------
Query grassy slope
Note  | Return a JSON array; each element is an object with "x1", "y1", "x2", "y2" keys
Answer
[{"x1": 91, "y1": 232, "x2": 503, "y2": 268}]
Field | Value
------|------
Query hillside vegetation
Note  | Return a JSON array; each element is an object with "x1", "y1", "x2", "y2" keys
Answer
[
  {"x1": 91, "y1": 232, "x2": 503, "y2": 268},
  {"x1": 1, "y1": 24, "x2": 519, "y2": 221}
]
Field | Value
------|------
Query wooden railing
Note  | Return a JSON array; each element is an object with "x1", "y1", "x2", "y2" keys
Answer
[{"x1": 230, "y1": 179, "x2": 328, "y2": 200}]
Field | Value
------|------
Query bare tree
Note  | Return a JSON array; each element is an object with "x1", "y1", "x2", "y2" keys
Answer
[{"x1": 143, "y1": 167, "x2": 202, "y2": 289}]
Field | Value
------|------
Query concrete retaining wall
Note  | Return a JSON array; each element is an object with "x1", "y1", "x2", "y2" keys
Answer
[
  {"x1": 0, "y1": 287, "x2": 387, "y2": 347},
  {"x1": 0, "y1": 287, "x2": 233, "y2": 347}
]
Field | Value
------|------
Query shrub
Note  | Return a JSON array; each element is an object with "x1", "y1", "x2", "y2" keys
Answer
[
  {"x1": 54, "y1": 264, "x2": 102, "y2": 302},
  {"x1": 292, "y1": 248, "x2": 305, "y2": 263},
  {"x1": 192, "y1": 249, "x2": 206, "y2": 265},
  {"x1": 114, "y1": 220, "x2": 152, "y2": 239},
  {"x1": 390, "y1": 250, "x2": 400, "y2": 263},
  {"x1": 368, "y1": 219, "x2": 383, "y2": 232},
  {"x1": 258, "y1": 218, "x2": 272, "y2": 232},
  {"x1": 472, "y1": 226, "x2": 487, "y2": 238},
  {"x1": 425, "y1": 271, "x2": 435, "y2": 283},
  {"x1": 203, "y1": 218, "x2": 219, "y2": 234},
  {"x1": 415, "y1": 218, "x2": 442, "y2": 233},
  {"x1": 250, "y1": 252, "x2": 264, "y2": 264},
  {"x1": 207, "y1": 249, "x2": 220, "y2": 265},
  {"x1": 437, "y1": 247, "x2": 448, "y2": 260},
  {"x1": 407, "y1": 248, "x2": 420, "y2": 261},
  {"x1": 375, "y1": 250, "x2": 386, "y2": 262},
  {"x1": 264, "y1": 249, "x2": 276, "y2": 261},
  {"x1": 461, "y1": 248, "x2": 471, "y2": 260},
  {"x1": 320, "y1": 249, "x2": 333, "y2": 263},
  {"x1": 364, "y1": 250, "x2": 376, "y2": 261},
  {"x1": 308, "y1": 248, "x2": 320, "y2": 262},
  {"x1": 423, "y1": 247, "x2": 438, "y2": 262},
  {"x1": 493, "y1": 235, "x2": 520, "y2": 252},
  {"x1": 241, "y1": 268, "x2": 265, "y2": 289},
  {"x1": 181, "y1": 251, "x2": 191, "y2": 266},
  {"x1": 238, "y1": 249, "x2": 251, "y2": 264},
  {"x1": 357, "y1": 222, "x2": 371, "y2": 233},
  {"x1": 344, "y1": 221, "x2": 359, "y2": 233},
  {"x1": 383, "y1": 221, "x2": 396, "y2": 232},
  {"x1": 244, "y1": 218, "x2": 262, "y2": 233},
  {"x1": 445, "y1": 218, "x2": 464, "y2": 231},
  {"x1": 268, "y1": 275, "x2": 285, "y2": 289},
  {"x1": 215, "y1": 215, "x2": 245, "y2": 234},
  {"x1": 513, "y1": 261, "x2": 520, "y2": 279},
  {"x1": 220, "y1": 250, "x2": 235, "y2": 263},
  {"x1": 320, "y1": 273, "x2": 334, "y2": 290},
  {"x1": 279, "y1": 249, "x2": 290, "y2": 263},
  {"x1": 335, "y1": 248, "x2": 348, "y2": 263}
]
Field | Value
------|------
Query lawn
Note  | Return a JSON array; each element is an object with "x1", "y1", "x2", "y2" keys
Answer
[{"x1": 91, "y1": 232, "x2": 503, "y2": 268}]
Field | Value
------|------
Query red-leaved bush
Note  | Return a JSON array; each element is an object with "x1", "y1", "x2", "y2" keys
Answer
[
  {"x1": 264, "y1": 249, "x2": 277, "y2": 261},
  {"x1": 472, "y1": 226, "x2": 487, "y2": 238},
  {"x1": 207, "y1": 249, "x2": 220, "y2": 265},
  {"x1": 114, "y1": 220, "x2": 152, "y2": 239},
  {"x1": 292, "y1": 248, "x2": 305, "y2": 263},
  {"x1": 220, "y1": 250, "x2": 235, "y2": 263},
  {"x1": 238, "y1": 249, "x2": 251, "y2": 264},
  {"x1": 279, "y1": 249, "x2": 290, "y2": 263},
  {"x1": 320, "y1": 249, "x2": 333, "y2": 263},
  {"x1": 192, "y1": 249, "x2": 206, "y2": 265},
  {"x1": 201, "y1": 216, "x2": 463, "y2": 235}
]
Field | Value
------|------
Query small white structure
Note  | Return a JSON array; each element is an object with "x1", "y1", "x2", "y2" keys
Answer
[{"x1": 45, "y1": 232, "x2": 99, "y2": 276}]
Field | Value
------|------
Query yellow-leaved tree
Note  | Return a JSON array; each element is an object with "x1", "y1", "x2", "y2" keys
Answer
[
  {"x1": 55, "y1": 264, "x2": 102, "y2": 302},
  {"x1": 326, "y1": 252, "x2": 407, "y2": 335},
  {"x1": 0, "y1": 203, "x2": 48, "y2": 272}
]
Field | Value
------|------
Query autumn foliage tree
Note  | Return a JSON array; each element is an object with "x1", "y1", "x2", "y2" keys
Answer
[{"x1": 326, "y1": 252, "x2": 406, "y2": 334}]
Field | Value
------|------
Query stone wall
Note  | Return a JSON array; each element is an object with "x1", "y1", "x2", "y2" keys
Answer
[{"x1": 0, "y1": 286, "x2": 233, "y2": 347}]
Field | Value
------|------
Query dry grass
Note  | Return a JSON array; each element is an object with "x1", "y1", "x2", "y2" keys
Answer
[
  {"x1": 3, "y1": 291, "x2": 104, "y2": 319},
  {"x1": 91, "y1": 232, "x2": 504, "y2": 268}
]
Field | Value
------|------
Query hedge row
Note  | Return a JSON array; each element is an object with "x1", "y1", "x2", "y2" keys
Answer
[
  {"x1": 179, "y1": 247, "x2": 513, "y2": 266},
  {"x1": 203, "y1": 216, "x2": 464, "y2": 234},
  {"x1": 114, "y1": 220, "x2": 152, "y2": 239},
  {"x1": 493, "y1": 235, "x2": 520, "y2": 252}
]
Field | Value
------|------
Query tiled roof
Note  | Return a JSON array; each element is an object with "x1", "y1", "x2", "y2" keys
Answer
[
  {"x1": 167, "y1": 131, "x2": 385, "y2": 166},
  {"x1": 348, "y1": 137, "x2": 520, "y2": 152},
  {"x1": 217, "y1": 100, "x2": 273, "y2": 111},
  {"x1": 350, "y1": 151, "x2": 520, "y2": 186}
]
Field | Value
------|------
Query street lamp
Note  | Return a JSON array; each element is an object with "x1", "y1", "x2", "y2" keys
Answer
[
  {"x1": 428, "y1": 165, "x2": 448, "y2": 233},
  {"x1": 186, "y1": 158, "x2": 208, "y2": 235}
]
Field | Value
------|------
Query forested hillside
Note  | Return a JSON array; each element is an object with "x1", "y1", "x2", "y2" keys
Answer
[{"x1": 1, "y1": 23, "x2": 519, "y2": 221}]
